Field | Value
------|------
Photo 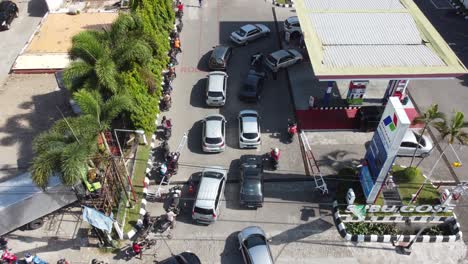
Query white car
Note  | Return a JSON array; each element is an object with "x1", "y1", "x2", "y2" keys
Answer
[
  {"x1": 284, "y1": 16, "x2": 301, "y2": 39},
  {"x1": 239, "y1": 110, "x2": 261, "y2": 149},
  {"x1": 202, "y1": 114, "x2": 226, "y2": 153},
  {"x1": 230, "y1": 24, "x2": 270, "y2": 45},
  {"x1": 397, "y1": 130, "x2": 433, "y2": 158},
  {"x1": 206, "y1": 71, "x2": 228, "y2": 106},
  {"x1": 265, "y1": 49, "x2": 303, "y2": 72}
]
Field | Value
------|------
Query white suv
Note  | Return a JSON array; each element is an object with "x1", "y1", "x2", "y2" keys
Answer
[
  {"x1": 238, "y1": 110, "x2": 261, "y2": 149},
  {"x1": 206, "y1": 71, "x2": 228, "y2": 106},
  {"x1": 284, "y1": 16, "x2": 301, "y2": 40}
]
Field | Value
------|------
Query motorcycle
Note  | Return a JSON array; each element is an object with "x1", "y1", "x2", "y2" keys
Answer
[
  {"x1": 160, "y1": 98, "x2": 172, "y2": 112},
  {"x1": 176, "y1": 21, "x2": 183, "y2": 33},
  {"x1": 1, "y1": 248, "x2": 17, "y2": 264},
  {"x1": 25, "y1": 253, "x2": 48, "y2": 264},
  {"x1": 160, "y1": 141, "x2": 170, "y2": 159},
  {"x1": 165, "y1": 151, "x2": 179, "y2": 175},
  {"x1": 167, "y1": 185, "x2": 182, "y2": 214},
  {"x1": 287, "y1": 121, "x2": 297, "y2": 143},
  {"x1": 163, "y1": 126, "x2": 172, "y2": 140},
  {"x1": 154, "y1": 211, "x2": 177, "y2": 233},
  {"x1": 0, "y1": 237, "x2": 7, "y2": 251},
  {"x1": 56, "y1": 258, "x2": 69, "y2": 264}
]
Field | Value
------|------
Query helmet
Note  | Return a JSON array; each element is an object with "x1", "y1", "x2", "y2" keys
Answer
[{"x1": 273, "y1": 148, "x2": 279, "y2": 155}]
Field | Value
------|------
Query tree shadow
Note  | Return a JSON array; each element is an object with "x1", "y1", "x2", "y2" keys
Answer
[
  {"x1": 27, "y1": 0, "x2": 48, "y2": 18},
  {"x1": 317, "y1": 150, "x2": 361, "y2": 173},
  {"x1": 269, "y1": 218, "x2": 334, "y2": 246},
  {"x1": 0, "y1": 82, "x2": 71, "y2": 179},
  {"x1": 220, "y1": 231, "x2": 242, "y2": 264}
]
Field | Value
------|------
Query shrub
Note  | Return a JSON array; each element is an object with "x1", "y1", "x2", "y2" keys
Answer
[
  {"x1": 122, "y1": 71, "x2": 160, "y2": 132},
  {"x1": 346, "y1": 222, "x2": 399, "y2": 235}
]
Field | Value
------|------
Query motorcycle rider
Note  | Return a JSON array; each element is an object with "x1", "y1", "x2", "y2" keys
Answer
[
  {"x1": 177, "y1": 2, "x2": 184, "y2": 17},
  {"x1": 270, "y1": 148, "x2": 280, "y2": 169},
  {"x1": 132, "y1": 242, "x2": 143, "y2": 259},
  {"x1": 143, "y1": 212, "x2": 152, "y2": 229},
  {"x1": 0, "y1": 236, "x2": 7, "y2": 249},
  {"x1": 287, "y1": 120, "x2": 297, "y2": 141}
]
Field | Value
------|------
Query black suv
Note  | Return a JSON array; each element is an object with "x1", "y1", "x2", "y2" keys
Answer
[
  {"x1": 0, "y1": 1, "x2": 19, "y2": 30},
  {"x1": 208, "y1": 45, "x2": 232, "y2": 70},
  {"x1": 239, "y1": 70, "x2": 265, "y2": 103},
  {"x1": 239, "y1": 155, "x2": 264, "y2": 208}
]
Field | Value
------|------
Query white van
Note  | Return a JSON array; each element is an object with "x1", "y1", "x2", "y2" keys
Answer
[{"x1": 192, "y1": 168, "x2": 227, "y2": 224}]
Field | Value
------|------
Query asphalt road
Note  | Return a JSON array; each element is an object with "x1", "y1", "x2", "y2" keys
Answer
[{"x1": 0, "y1": 0, "x2": 47, "y2": 86}]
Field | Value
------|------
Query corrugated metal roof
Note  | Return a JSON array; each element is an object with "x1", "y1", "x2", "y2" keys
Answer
[
  {"x1": 304, "y1": 0, "x2": 404, "y2": 10},
  {"x1": 323, "y1": 45, "x2": 446, "y2": 67},
  {"x1": 309, "y1": 13, "x2": 422, "y2": 45}
]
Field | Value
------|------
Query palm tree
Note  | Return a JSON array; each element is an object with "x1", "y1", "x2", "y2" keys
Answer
[
  {"x1": 409, "y1": 104, "x2": 445, "y2": 167},
  {"x1": 31, "y1": 116, "x2": 99, "y2": 189},
  {"x1": 63, "y1": 30, "x2": 119, "y2": 95},
  {"x1": 411, "y1": 111, "x2": 468, "y2": 203},
  {"x1": 72, "y1": 90, "x2": 132, "y2": 152}
]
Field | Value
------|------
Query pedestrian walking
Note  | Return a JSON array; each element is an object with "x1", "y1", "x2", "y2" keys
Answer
[{"x1": 199, "y1": 0, "x2": 202, "y2": 7}]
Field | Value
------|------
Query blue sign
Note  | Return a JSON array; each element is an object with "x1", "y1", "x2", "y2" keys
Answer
[{"x1": 359, "y1": 165, "x2": 373, "y2": 198}]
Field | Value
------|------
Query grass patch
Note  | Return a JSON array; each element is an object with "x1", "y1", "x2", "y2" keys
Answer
[
  {"x1": 123, "y1": 139, "x2": 151, "y2": 233},
  {"x1": 392, "y1": 166, "x2": 439, "y2": 205},
  {"x1": 275, "y1": 0, "x2": 289, "y2": 4}
]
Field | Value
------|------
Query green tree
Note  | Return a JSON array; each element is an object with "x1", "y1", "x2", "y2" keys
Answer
[
  {"x1": 31, "y1": 116, "x2": 99, "y2": 189},
  {"x1": 63, "y1": 31, "x2": 119, "y2": 95},
  {"x1": 411, "y1": 111, "x2": 468, "y2": 203},
  {"x1": 409, "y1": 104, "x2": 445, "y2": 167}
]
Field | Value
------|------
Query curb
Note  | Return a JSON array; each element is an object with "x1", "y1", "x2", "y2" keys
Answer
[
  {"x1": 124, "y1": 116, "x2": 160, "y2": 240},
  {"x1": 332, "y1": 201, "x2": 462, "y2": 243},
  {"x1": 340, "y1": 215, "x2": 450, "y2": 223},
  {"x1": 266, "y1": 0, "x2": 294, "y2": 8}
]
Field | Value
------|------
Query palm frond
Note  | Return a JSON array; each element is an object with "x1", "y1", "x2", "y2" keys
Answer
[
  {"x1": 101, "y1": 94, "x2": 133, "y2": 128},
  {"x1": 63, "y1": 61, "x2": 94, "y2": 92},
  {"x1": 60, "y1": 143, "x2": 90, "y2": 186},
  {"x1": 94, "y1": 56, "x2": 119, "y2": 93},
  {"x1": 30, "y1": 148, "x2": 62, "y2": 189},
  {"x1": 114, "y1": 40, "x2": 152, "y2": 69},
  {"x1": 69, "y1": 31, "x2": 108, "y2": 63},
  {"x1": 73, "y1": 90, "x2": 102, "y2": 126}
]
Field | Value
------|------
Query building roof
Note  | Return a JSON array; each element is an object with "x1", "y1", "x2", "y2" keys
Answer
[{"x1": 295, "y1": 0, "x2": 467, "y2": 79}]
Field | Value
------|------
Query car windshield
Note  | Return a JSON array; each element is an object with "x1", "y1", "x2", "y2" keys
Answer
[
  {"x1": 244, "y1": 234, "x2": 266, "y2": 249},
  {"x1": 413, "y1": 132, "x2": 426, "y2": 146},
  {"x1": 206, "y1": 137, "x2": 222, "y2": 144},
  {"x1": 266, "y1": 55, "x2": 277, "y2": 65},
  {"x1": 208, "y1": 91, "x2": 224, "y2": 98},
  {"x1": 236, "y1": 28, "x2": 247, "y2": 37},
  {"x1": 204, "y1": 171, "x2": 224, "y2": 179},
  {"x1": 194, "y1": 206, "x2": 214, "y2": 215},
  {"x1": 243, "y1": 132, "x2": 258, "y2": 139},
  {"x1": 243, "y1": 180, "x2": 261, "y2": 195}
]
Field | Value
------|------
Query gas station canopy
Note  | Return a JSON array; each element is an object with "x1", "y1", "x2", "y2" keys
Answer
[{"x1": 295, "y1": 0, "x2": 468, "y2": 80}]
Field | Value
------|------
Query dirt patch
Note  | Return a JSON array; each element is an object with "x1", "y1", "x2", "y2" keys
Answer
[
  {"x1": 0, "y1": 74, "x2": 72, "y2": 180},
  {"x1": 25, "y1": 13, "x2": 118, "y2": 53}
]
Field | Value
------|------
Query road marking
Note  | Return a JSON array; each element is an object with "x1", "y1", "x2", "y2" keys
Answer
[{"x1": 429, "y1": 0, "x2": 454, "y2": 9}]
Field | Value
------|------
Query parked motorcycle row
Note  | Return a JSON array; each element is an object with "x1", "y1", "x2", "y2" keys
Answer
[{"x1": 0, "y1": 238, "x2": 68, "y2": 264}]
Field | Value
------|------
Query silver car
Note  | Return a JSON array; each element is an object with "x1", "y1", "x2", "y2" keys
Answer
[
  {"x1": 238, "y1": 226, "x2": 273, "y2": 264},
  {"x1": 230, "y1": 24, "x2": 270, "y2": 45},
  {"x1": 238, "y1": 110, "x2": 261, "y2": 149},
  {"x1": 265, "y1": 49, "x2": 303, "y2": 72},
  {"x1": 398, "y1": 130, "x2": 433, "y2": 158},
  {"x1": 284, "y1": 16, "x2": 301, "y2": 39},
  {"x1": 206, "y1": 71, "x2": 228, "y2": 106},
  {"x1": 202, "y1": 114, "x2": 226, "y2": 153}
]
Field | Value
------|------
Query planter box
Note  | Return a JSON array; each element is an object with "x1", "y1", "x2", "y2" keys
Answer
[{"x1": 333, "y1": 201, "x2": 462, "y2": 243}]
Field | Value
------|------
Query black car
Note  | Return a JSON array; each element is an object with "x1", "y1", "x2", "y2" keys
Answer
[
  {"x1": 208, "y1": 45, "x2": 232, "y2": 70},
  {"x1": 0, "y1": 0, "x2": 19, "y2": 30},
  {"x1": 239, "y1": 155, "x2": 264, "y2": 208},
  {"x1": 239, "y1": 70, "x2": 265, "y2": 103},
  {"x1": 158, "y1": 252, "x2": 201, "y2": 264}
]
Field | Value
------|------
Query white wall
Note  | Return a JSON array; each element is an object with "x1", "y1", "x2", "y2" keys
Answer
[{"x1": 45, "y1": 0, "x2": 63, "y2": 11}]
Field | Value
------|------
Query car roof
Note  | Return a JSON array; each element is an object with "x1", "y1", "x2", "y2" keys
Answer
[
  {"x1": 158, "y1": 252, "x2": 201, "y2": 264},
  {"x1": 242, "y1": 166, "x2": 262, "y2": 180},
  {"x1": 195, "y1": 168, "x2": 226, "y2": 209},
  {"x1": 244, "y1": 73, "x2": 261, "y2": 87},
  {"x1": 241, "y1": 24, "x2": 257, "y2": 32},
  {"x1": 402, "y1": 130, "x2": 417, "y2": 143},
  {"x1": 212, "y1": 45, "x2": 229, "y2": 58},
  {"x1": 270, "y1": 49, "x2": 290, "y2": 60},
  {"x1": 204, "y1": 115, "x2": 224, "y2": 138},
  {"x1": 240, "y1": 111, "x2": 259, "y2": 134},
  {"x1": 208, "y1": 72, "x2": 226, "y2": 92}
]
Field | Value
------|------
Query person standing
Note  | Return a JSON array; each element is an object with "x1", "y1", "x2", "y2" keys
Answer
[{"x1": 199, "y1": 0, "x2": 202, "y2": 7}]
